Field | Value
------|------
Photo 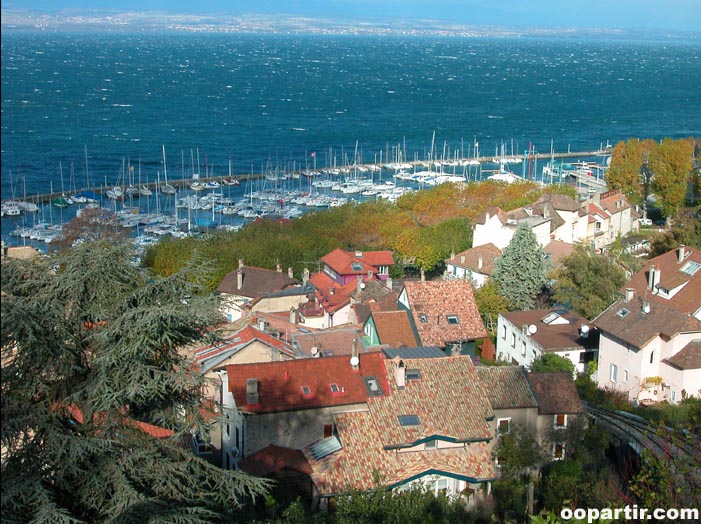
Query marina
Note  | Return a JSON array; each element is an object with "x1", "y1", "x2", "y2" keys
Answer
[{"x1": 1, "y1": 145, "x2": 610, "y2": 252}]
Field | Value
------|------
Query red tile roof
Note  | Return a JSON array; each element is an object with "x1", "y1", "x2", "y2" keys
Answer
[
  {"x1": 321, "y1": 248, "x2": 394, "y2": 277},
  {"x1": 303, "y1": 355, "x2": 496, "y2": 495},
  {"x1": 527, "y1": 372, "x2": 584, "y2": 415},
  {"x1": 216, "y1": 265, "x2": 299, "y2": 298},
  {"x1": 64, "y1": 405, "x2": 175, "y2": 439},
  {"x1": 663, "y1": 340, "x2": 701, "y2": 370},
  {"x1": 194, "y1": 325, "x2": 297, "y2": 370},
  {"x1": 225, "y1": 352, "x2": 388, "y2": 413},
  {"x1": 370, "y1": 310, "x2": 420, "y2": 348},
  {"x1": 402, "y1": 280, "x2": 488, "y2": 347},
  {"x1": 447, "y1": 243, "x2": 502, "y2": 276},
  {"x1": 309, "y1": 271, "x2": 358, "y2": 314},
  {"x1": 238, "y1": 444, "x2": 313, "y2": 476},
  {"x1": 476, "y1": 366, "x2": 539, "y2": 409}
]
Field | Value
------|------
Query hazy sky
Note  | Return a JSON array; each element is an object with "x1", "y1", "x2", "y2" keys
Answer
[{"x1": 3, "y1": 0, "x2": 700, "y2": 32}]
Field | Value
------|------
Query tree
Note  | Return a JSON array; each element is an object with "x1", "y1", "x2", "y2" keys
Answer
[
  {"x1": 529, "y1": 354, "x2": 575, "y2": 375},
  {"x1": 60, "y1": 205, "x2": 128, "y2": 248},
  {"x1": 492, "y1": 223, "x2": 547, "y2": 311},
  {"x1": 1, "y1": 241, "x2": 268, "y2": 523},
  {"x1": 605, "y1": 138, "x2": 657, "y2": 209},
  {"x1": 473, "y1": 280, "x2": 510, "y2": 334},
  {"x1": 551, "y1": 244, "x2": 627, "y2": 319},
  {"x1": 649, "y1": 138, "x2": 695, "y2": 218}
]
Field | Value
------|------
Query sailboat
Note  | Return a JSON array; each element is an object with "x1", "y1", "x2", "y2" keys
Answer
[
  {"x1": 137, "y1": 158, "x2": 152, "y2": 196},
  {"x1": 52, "y1": 162, "x2": 73, "y2": 208},
  {"x1": 160, "y1": 146, "x2": 177, "y2": 195}
]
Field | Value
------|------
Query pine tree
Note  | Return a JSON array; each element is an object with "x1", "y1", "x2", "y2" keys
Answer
[
  {"x1": 1, "y1": 241, "x2": 268, "y2": 524},
  {"x1": 492, "y1": 223, "x2": 547, "y2": 311}
]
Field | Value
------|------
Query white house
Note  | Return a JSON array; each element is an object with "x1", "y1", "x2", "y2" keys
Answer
[
  {"x1": 594, "y1": 245, "x2": 701, "y2": 403},
  {"x1": 496, "y1": 308, "x2": 598, "y2": 374},
  {"x1": 445, "y1": 243, "x2": 502, "y2": 288}
]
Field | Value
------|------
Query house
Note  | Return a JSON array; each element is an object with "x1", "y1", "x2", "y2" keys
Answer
[
  {"x1": 193, "y1": 323, "x2": 299, "y2": 399},
  {"x1": 398, "y1": 280, "x2": 489, "y2": 354},
  {"x1": 303, "y1": 354, "x2": 497, "y2": 509},
  {"x1": 582, "y1": 190, "x2": 640, "y2": 252},
  {"x1": 305, "y1": 271, "x2": 361, "y2": 328},
  {"x1": 531, "y1": 193, "x2": 587, "y2": 245},
  {"x1": 217, "y1": 352, "x2": 388, "y2": 469},
  {"x1": 527, "y1": 372, "x2": 585, "y2": 460},
  {"x1": 362, "y1": 310, "x2": 420, "y2": 348},
  {"x1": 543, "y1": 240, "x2": 575, "y2": 271},
  {"x1": 496, "y1": 309, "x2": 598, "y2": 373},
  {"x1": 472, "y1": 206, "x2": 551, "y2": 250},
  {"x1": 216, "y1": 260, "x2": 300, "y2": 321},
  {"x1": 445, "y1": 243, "x2": 502, "y2": 288},
  {"x1": 475, "y1": 366, "x2": 583, "y2": 461},
  {"x1": 594, "y1": 245, "x2": 701, "y2": 404},
  {"x1": 320, "y1": 248, "x2": 394, "y2": 285},
  {"x1": 291, "y1": 326, "x2": 374, "y2": 358}
]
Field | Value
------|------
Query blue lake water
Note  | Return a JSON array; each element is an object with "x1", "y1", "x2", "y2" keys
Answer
[{"x1": 2, "y1": 32, "x2": 700, "y2": 247}]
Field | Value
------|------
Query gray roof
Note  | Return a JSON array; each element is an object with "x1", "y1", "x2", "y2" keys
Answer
[{"x1": 381, "y1": 346, "x2": 447, "y2": 359}]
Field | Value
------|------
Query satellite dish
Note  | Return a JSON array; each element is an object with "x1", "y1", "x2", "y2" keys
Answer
[
  {"x1": 642, "y1": 303, "x2": 651, "y2": 314},
  {"x1": 311, "y1": 346, "x2": 319, "y2": 357},
  {"x1": 528, "y1": 324, "x2": 538, "y2": 335},
  {"x1": 360, "y1": 282, "x2": 366, "y2": 289},
  {"x1": 350, "y1": 356, "x2": 360, "y2": 368},
  {"x1": 580, "y1": 325, "x2": 590, "y2": 334}
]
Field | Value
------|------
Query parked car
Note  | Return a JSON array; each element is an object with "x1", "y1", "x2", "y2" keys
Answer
[{"x1": 639, "y1": 218, "x2": 652, "y2": 226}]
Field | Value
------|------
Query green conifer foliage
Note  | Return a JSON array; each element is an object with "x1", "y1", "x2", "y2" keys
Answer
[
  {"x1": 492, "y1": 223, "x2": 547, "y2": 311},
  {"x1": 1, "y1": 241, "x2": 268, "y2": 524}
]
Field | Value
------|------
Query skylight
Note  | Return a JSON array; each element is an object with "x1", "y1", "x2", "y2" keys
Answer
[
  {"x1": 351, "y1": 263, "x2": 364, "y2": 271},
  {"x1": 680, "y1": 260, "x2": 701, "y2": 276},
  {"x1": 542, "y1": 312, "x2": 560, "y2": 325},
  {"x1": 330, "y1": 383, "x2": 340, "y2": 393},
  {"x1": 398, "y1": 414, "x2": 421, "y2": 427},
  {"x1": 406, "y1": 369, "x2": 421, "y2": 380},
  {"x1": 419, "y1": 313, "x2": 428, "y2": 323},
  {"x1": 364, "y1": 376, "x2": 384, "y2": 397},
  {"x1": 616, "y1": 308, "x2": 630, "y2": 318},
  {"x1": 310, "y1": 436, "x2": 342, "y2": 460},
  {"x1": 301, "y1": 385, "x2": 312, "y2": 396},
  {"x1": 446, "y1": 315, "x2": 459, "y2": 325}
]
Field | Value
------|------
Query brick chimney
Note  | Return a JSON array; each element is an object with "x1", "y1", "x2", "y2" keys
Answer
[{"x1": 394, "y1": 359, "x2": 406, "y2": 388}]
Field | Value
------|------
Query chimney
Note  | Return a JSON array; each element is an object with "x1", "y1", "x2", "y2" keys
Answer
[
  {"x1": 478, "y1": 255, "x2": 483, "y2": 270},
  {"x1": 625, "y1": 288, "x2": 634, "y2": 302},
  {"x1": 237, "y1": 269, "x2": 243, "y2": 290},
  {"x1": 385, "y1": 276, "x2": 393, "y2": 291},
  {"x1": 394, "y1": 360, "x2": 406, "y2": 388},
  {"x1": 356, "y1": 275, "x2": 363, "y2": 296},
  {"x1": 289, "y1": 307, "x2": 296, "y2": 324},
  {"x1": 238, "y1": 259, "x2": 244, "y2": 270},
  {"x1": 246, "y1": 378, "x2": 259, "y2": 405},
  {"x1": 648, "y1": 265, "x2": 656, "y2": 290},
  {"x1": 485, "y1": 211, "x2": 490, "y2": 221},
  {"x1": 450, "y1": 250, "x2": 455, "y2": 260},
  {"x1": 303, "y1": 268, "x2": 310, "y2": 283},
  {"x1": 367, "y1": 270, "x2": 373, "y2": 280},
  {"x1": 276, "y1": 262, "x2": 282, "y2": 272},
  {"x1": 287, "y1": 267, "x2": 294, "y2": 279},
  {"x1": 460, "y1": 255, "x2": 466, "y2": 264},
  {"x1": 352, "y1": 336, "x2": 359, "y2": 360},
  {"x1": 258, "y1": 318, "x2": 266, "y2": 331},
  {"x1": 355, "y1": 251, "x2": 363, "y2": 258},
  {"x1": 329, "y1": 287, "x2": 335, "y2": 295},
  {"x1": 678, "y1": 245, "x2": 686, "y2": 263}
]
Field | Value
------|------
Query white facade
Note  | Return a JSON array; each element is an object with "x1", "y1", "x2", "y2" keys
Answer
[
  {"x1": 473, "y1": 213, "x2": 515, "y2": 250},
  {"x1": 596, "y1": 331, "x2": 701, "y2": 404}
]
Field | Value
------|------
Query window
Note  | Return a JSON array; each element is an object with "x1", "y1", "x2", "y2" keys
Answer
[
  {"x1": 521, "y1": 340, "x2": 527, "y2": 357},
  {"x1": 501, "y1": 325, "x2": 506, "y2": 339},
  {"x1": 446, "y1": 315, "x2": 459, "y2": 325},
  {"x1": 398, "y1": 414, "x2": 421, "y2": 427},
  {"x1": 511, "y1": 333, "x2": 516, "y2": 348},
  {"x1": 330, "y1": 383, "x2": 340, "y2": 393},
  {"x1": 406, "y1": 369, "x2": 421, "y2": 380},
  {"x1": 351, "y1": 262, "x2": 363, "y2": 272},
  {"x1": 554, "y1": 414, "x2": 567, "y2": 429},
  {"x1": 420, "y1": 313, "x2": 428, "y2": 323},
  {"x1": 323, "y1": 424, "x2": 333, "y2": 438},
  {"x1": 671, "y1": 390, "x2": 677, "y2": 403},
  {"x1": 610, "y1": 363, "x2": 618, "y2": 383},
  {"x1": 301, "y1": 385, "x2": 312, "y2": 396},
  {"x1": 623, "y1": 370, "x2": 629, "y2": 383},
  {"x1": 553, "y1": 442, "x2": 566, "y2": 460},
  {"x1": 680, "y1": 260, "x2": 701, "y2": 276},
  {"x1": 650, "y1": 351, "x2": 655, "y2": 364},
  {"x1": 616, "y1": 308, "x2": 630, "y2": 318},
  {"x1": 497, "y1": 418, "x2": 511, "y2": 435},
  {"x1": 424, "y1": 439, "x2": 437, "y2": 450},
  {"x1": 432, "y1": 478, "x2": 448, "y2": 496},
  {"x1": 364, "y1": 376, "x2": 384, "y2": 396}
]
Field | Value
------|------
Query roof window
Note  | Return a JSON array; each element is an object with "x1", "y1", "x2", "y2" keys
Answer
[
  {"x1": 680, "y1": 260, "x2": 701, "y2": 276},
  {"x1": 351, "y1": 263, "x2": 364, "y2": 271},
  {"x1": 406, "y1": 369, "x2": 421, "y2": 380},
  {"x1": 301, "y1": 385, "x2": 313, "y2": 397},
  {"x1": 616, "y1": 308, "x2": 630, "y2": 318},
  {"x1": 419, "y1": 313, "x2": 428, "y2": 323},
  {"x1": 398, "y1": 414, "x2": 421, "y2": 427},
  {"x1": 363, "y1": 376, "x2": 384, "y2": 396},
  {"x1": 330, "y1": 383, "x2": 340, "y2": 393},
  {"x1": 446, "y1": 315, "x2": 459, "y2": 325}
]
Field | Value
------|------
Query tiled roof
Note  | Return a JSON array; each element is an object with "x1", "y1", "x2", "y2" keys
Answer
[
  {"x1": 309, "y1": 271, "x2": 359, "y2": 314},
  {"x1": 238, "y1": 444, "x2": 313, "y2": 476},
  {"x1": 371, "y1": 310, "x2": 420, "y2": 348},
  {"x1": 664, "y1": 340, "x2": 701, "y2": 370},
  {"x1": 593, "y1": 247, "x2": 701, "y2": 347},
  {"x1": 534, "y1": 193, "x2": 581, "y2": 212},
  {"x1": 599, "y1": 189, "x2": 632, "y2": 215},
  {"x1": 322, "y1": 248, "x2": 394, "y2": 276},
  {"x1": 216, "y1": 265, "x2": 299, "y2": 298},
  {"x1": 303, "y1": 355, "x2": 496, "y2": 495},
  {"x1": 226, "y1": 352, "x2": 388, "y2": 413},
  {"x1": 403, "y1": 280, "x2": 489, "y2": 347},
  {"x1": 292, "y1": 327, "x2": 370, "y2": 358},
  {"x1": 544, "y1": 240, "x2": 574, "y2": 270},
  {"x1": 381, "y1": 346, "x2": 447, "y2": 359},
  {"x1": 447, "y1": 244, "x2": 502, "y2": 276},
  {"x1": 194, "y1": 325, "x2": 297, "y2": 371},
  {"x1": 475, "y1": 366, "x2": 539, "y2": 410},
  {"x1": 527, "y1": 372, "x2": 584, "y2": 415},
  {"x1": 65, "y1": 405, "x2": 175, "y2": 439},
  {"x1": 500, "y1": 309, "x2": 598, "y2": 352}
]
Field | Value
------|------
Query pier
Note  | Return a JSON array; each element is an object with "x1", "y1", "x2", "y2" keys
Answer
[{"x1": 6, "y1": 148, "x2": 610, "y2": 205}]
